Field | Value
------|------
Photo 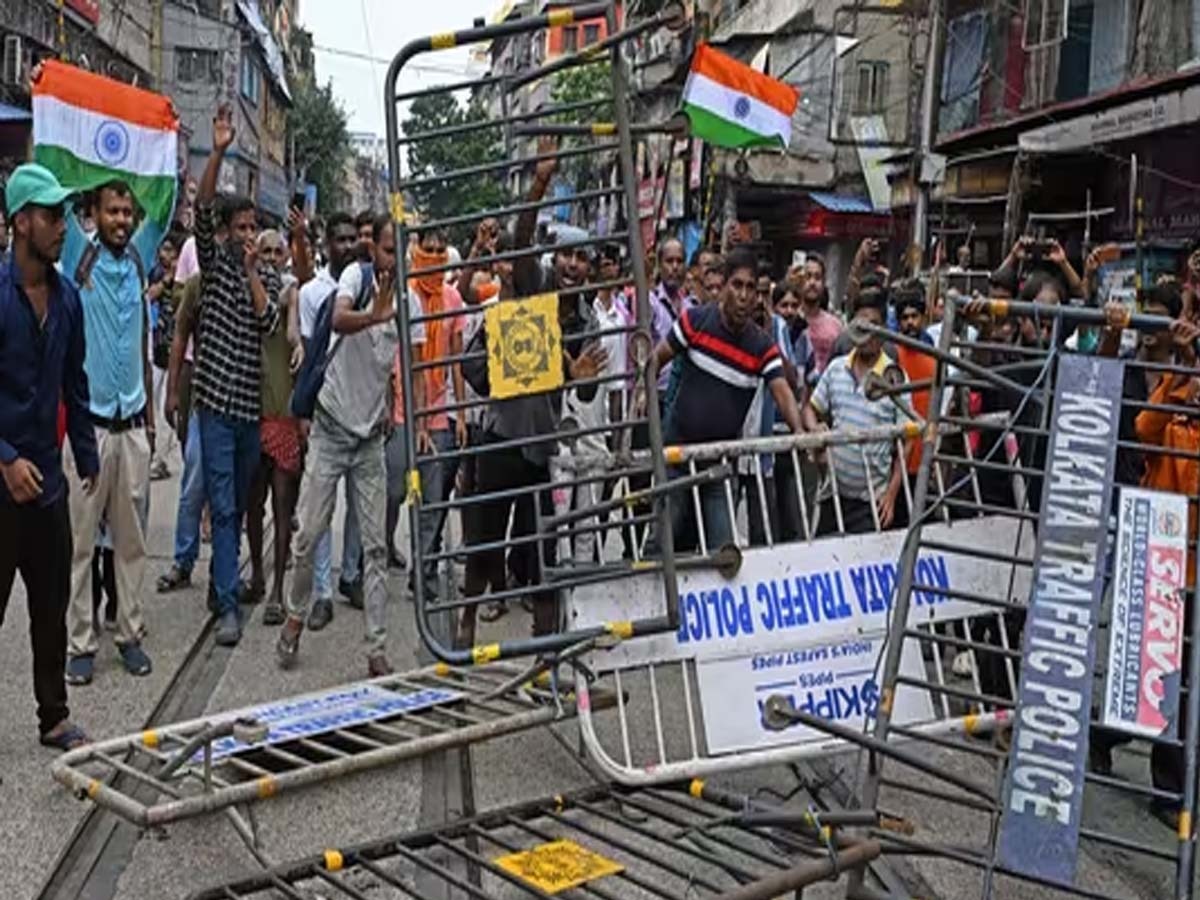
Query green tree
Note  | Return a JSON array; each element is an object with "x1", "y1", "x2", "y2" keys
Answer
[
  {"x1": 287, "y1": 77, "x2": 351, "y2": 214},
  {"x1": 550, "y1": 62, "x2": 613, "y2": 124},
  {"x1": 402, "y1": 93, "x2": 505, "y2": 244}
]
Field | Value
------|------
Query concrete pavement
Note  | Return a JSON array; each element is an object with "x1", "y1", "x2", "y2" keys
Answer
[{"x1": 0, "y1": 458, "x2": 1188, "y2": 900}]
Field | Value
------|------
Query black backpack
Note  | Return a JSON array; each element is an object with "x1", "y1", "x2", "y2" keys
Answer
[{"x1": 289, "y1": 262, "x2": 374, "y2": 419}]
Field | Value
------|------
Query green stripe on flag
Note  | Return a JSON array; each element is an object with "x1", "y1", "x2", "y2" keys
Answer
[
  {"x1": 683, "y1": 103, "x2": 786, "y2": 150},
  {"x1": 34, "y1": 143, "x2": 177, "y2": 229}
]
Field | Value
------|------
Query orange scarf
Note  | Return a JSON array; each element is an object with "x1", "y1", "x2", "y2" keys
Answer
[{"x1": 410, "y1": 247, "x2": 449, "y2": 417}]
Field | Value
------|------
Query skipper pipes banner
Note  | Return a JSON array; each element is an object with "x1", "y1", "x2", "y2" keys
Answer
[
  {"x1": 995, "y1": 355, "x2": 1124, "y2": 888},
  {"x1": 570, "y1": 515, "x2": 1035, "y2": 671},
  {"x1": 1103, "y1": 487, "x2": 1188, "y2": 740}
]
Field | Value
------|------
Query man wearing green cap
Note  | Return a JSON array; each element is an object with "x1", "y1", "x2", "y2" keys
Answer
[{"x1": 0, "y1": 162, "x2": 99, "y2": 751}]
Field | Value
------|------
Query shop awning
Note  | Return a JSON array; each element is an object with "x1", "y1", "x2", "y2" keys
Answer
[{"x1": 808, "y1": 192, "x2": 875, "y2": 214}]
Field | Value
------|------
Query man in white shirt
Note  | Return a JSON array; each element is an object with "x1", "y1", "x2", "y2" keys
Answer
[
  {"x1": 295, "y1": 213, "x2": 359, "y2": 623},
  {"x1": 278, "y1": 216, "x2": 424, "y2": 675}
]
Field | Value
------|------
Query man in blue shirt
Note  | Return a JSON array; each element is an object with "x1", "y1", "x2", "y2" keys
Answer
[
  {"x1": 60, "y1": 179, "x2": 163, "y2": 685},
  {"x1": 0, "y1": 163, "x2": 99, "y2": 750}
]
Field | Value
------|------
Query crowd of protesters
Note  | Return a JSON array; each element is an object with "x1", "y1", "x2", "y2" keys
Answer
[{"x1": 4, "y1": 97, "x2": 1200, "y2": 848}]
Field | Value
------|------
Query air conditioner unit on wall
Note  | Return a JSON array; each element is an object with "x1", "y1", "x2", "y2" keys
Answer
[{"x1": 2, "y1": 35, "x2": 24, "y2": 87}]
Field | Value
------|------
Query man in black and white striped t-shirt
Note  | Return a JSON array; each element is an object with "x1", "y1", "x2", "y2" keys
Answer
[{"x1": 192, "y1": 105, "x2": 281, "y2": 646}]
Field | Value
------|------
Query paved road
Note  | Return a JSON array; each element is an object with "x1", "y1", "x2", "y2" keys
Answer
[{"x1": 0, "y1": 457, "x2": 1183, "y2": 900}]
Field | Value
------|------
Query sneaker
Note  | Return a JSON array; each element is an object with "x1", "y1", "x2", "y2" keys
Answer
[
  {"x1": 338, "y1": 577, "x2": 363, "y2": 609},
  {"x1": 149, "y1": 459, "x2": 170, "y2": 481},
  {"x1": 215, "y1": 610, "x2": 242, "y2": 647},
  {"x1": 308, "y1": 598, "x2": 334, "y2": 631},
  {"x1": 117, "y1": 641, "x2": 152, "y2": 676},
  {"x1": 276, "y1": 618, "x2": 303, "y2": 669},
  {"x1": 65, "y1": 654, "x2": 95, "y2": 686},
  {"x1": 157, "y1": 564, "x2": 192, "y2": 593},
  {"x1": 261, "y1": 600, "x2": 286, "y2": 627},
  {"x1": 368, "y1": 654, "x2": 394, "y2": 678}
]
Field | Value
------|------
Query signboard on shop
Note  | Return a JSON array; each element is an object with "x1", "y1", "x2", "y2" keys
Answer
[
  {"x1": 570, "y1": 515, "x2": 1035, "y2": 671},
  {"x1": 696, "y1": 633, "x2": 933, "y2": 754},
  {"x1": 1103, "y1": 487, "x2": 1188, "y2": 740},
  {"x1": 995, "y1": 355, "x2": 1123, "y2": 888},
  {"x1": 1019, "y1": 83, "x2": 1200, "y2": 154}
]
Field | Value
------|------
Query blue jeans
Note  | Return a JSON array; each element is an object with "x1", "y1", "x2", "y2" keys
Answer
[
  {"x1": 417, "y1": 428, "x2": 459, "y2": 579},
  {"x1": 313, "y1": 529, "x2": 333, "y2": 600},
  {"x1": 173, "y1": 413, "x2": 204, "y2": 572},
  {"x1": 666, "y1": 464, "x2": 733, "y2": 553},
  {"x1": 198, "y1": 410, "x2": 260, "y2": 616}
]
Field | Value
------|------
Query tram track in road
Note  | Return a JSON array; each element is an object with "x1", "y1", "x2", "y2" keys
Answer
[{"x1": 35, "y1": 522, "x2": 274, "y2": 900}]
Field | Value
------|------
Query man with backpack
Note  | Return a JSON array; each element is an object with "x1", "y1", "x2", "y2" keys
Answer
[
  {"x1": 277, "y1": 215, "x2": 425, "y2": 676},
  {"x1": 60, "y1": 175, "x2": 166, "y2": 686}
]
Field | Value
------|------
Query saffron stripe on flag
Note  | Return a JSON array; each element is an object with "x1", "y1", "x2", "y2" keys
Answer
[
  {"x1": 691, "y1": 43, "x2": 798, "y2": 117},
  {"x1": 34, "y1": 96, "x2": 178, "y2": 178},
  {"x1": 33, "y1": 144, "x2": 177, "y2": 225},
  {"x1": 32, "y1": 59, "x2": 176, "y2": 132}
]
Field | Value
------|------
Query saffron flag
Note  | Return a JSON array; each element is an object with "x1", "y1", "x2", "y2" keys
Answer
[
  {"x1": 32, "y1": 60, "x2": 179, "y2": 230},
  {"x1": 682, "y1": 43, "x2": 800, "y2": 150}
]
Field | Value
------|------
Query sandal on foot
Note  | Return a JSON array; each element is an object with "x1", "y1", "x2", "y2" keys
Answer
[
  {"x1": 65, "y1": 654, "x2": 94, "y2": 686},
  {"x1": 40, "y1": 722, "x2": 90, "y2": 751}
]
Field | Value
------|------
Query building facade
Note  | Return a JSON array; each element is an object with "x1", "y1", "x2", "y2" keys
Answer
[
  {"x1": 0, "y1": 0, "x2": 150, "y2": 168},
  {"x1": 161, "y1": 0, "x2": 294, "y2": 222},
  {"x1": 891, "y1": 0, "x2": 1200, "y2": 282}
]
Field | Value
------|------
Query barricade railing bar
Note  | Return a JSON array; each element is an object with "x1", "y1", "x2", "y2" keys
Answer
[
  {"x1": 51, "y1": 661, "x2": 613, "y2": 857},
  {"x1": 185, "y1": 780, "x2": 893, "y2": 900}
]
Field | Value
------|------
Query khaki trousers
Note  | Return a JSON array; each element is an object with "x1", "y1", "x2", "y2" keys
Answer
[{"x1": 66, "y1": 427, "x2": 151, "y2": 656}]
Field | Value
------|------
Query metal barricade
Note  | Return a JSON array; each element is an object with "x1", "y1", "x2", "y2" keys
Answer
[
  {"x1": 186, "y1": 780, "x2": 891, "y2": 900},
  {"x1": 384, "y1": 1, "x2": 692, "y2": 666},
  {"x1": 51, "y1": 662, "x2": 611, "y2": 862},
  {"x1": 760, "y1": 298, "x2": 1200, "y2": 899},
  {"x1": 565, "y1": 400, "x2": 1032, "y2": 786}
]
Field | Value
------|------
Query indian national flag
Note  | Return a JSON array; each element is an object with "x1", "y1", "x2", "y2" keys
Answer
[
  {"x1": 683, "y1": 43, "x2": 800, "y2": 150},
  {"x1": 32, "y1": 60, "x2": 179, "y2": 230}
]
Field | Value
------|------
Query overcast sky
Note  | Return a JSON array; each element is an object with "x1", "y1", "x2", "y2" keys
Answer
[{"x1": 299, "y1": 0, "x2": 498, "y2": 137}]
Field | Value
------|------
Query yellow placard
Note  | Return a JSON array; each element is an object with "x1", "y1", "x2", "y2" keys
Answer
[
  {"x1": 494, "y1": 839, "x2": 623, "y2": 893},
  {"x1": 485, "y1": 292, "x2": 564, "y2": 399}
]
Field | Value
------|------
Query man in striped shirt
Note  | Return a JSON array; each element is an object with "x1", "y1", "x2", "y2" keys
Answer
[
  {"x1": 192, "y1": 105, "x2": 281, "y2": 646},
  {"x1": 653, "y1": 248, "x2": 803, "y2": 550},
  {"x1": 803, "y1": 288, "x2": 904, "y2": 536}
]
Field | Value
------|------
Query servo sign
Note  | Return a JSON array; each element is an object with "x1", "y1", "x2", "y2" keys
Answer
[{"x1": 995, "y1": 354, "x2": 1123, "y2": 887}]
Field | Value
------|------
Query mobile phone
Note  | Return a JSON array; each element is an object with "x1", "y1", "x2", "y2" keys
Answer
[{"x1": 1095, "y1": 243, "x2": 1121, "y2": 264}]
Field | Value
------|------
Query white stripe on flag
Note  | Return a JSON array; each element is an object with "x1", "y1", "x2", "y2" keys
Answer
[
  {"x1": 33, "y1": 95, "x2": 177, "y2": 178},
  {"x1": 683, "y1": 71, "x2": 792, "y2": 143}
]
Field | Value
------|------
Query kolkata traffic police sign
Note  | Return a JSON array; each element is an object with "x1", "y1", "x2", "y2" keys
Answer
[{"x1": 485, "y1": 292, "x2": 564, "y2": 399}]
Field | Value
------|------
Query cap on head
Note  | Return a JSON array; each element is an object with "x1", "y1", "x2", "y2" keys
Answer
[{"x1": 5, "y1": 163, "x2": 73, "y2": 216}]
